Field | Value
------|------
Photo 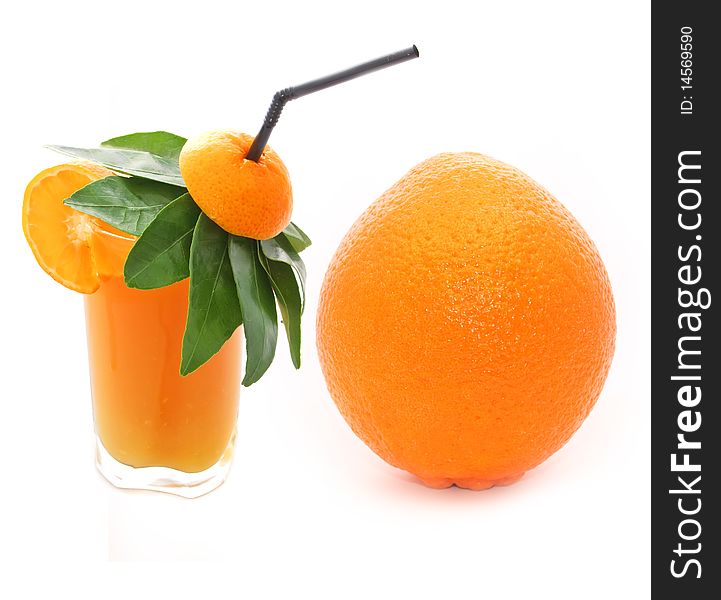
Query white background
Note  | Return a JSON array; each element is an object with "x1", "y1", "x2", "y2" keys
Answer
[{"x1": 1, "y1": 0, "x2": 650, "y2": 597}]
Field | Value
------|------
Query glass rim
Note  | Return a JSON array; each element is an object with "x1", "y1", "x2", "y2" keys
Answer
[{"x1": 92, "y1": 221, "x2": 136, "y2": 243}]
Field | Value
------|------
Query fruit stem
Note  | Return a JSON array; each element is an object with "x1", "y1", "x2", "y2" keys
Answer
[{"x1": 245, "y1": 45, "x2": 419, "y2": 162}]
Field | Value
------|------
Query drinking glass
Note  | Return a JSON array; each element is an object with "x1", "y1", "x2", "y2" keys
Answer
[{"x1": 84, "y1": 226, "x2": 241, "y2": 498}]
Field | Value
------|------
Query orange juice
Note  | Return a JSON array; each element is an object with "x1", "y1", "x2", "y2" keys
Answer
[{"x1": 84, "y1": 226, "x2": 241, "y2": 477}]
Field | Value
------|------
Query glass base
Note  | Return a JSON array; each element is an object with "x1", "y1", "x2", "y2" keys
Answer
[{"x1": 95, "y1": 430, "x2": 236, "y2": 499}]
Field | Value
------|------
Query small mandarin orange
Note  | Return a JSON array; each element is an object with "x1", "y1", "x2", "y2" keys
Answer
[
  {"x1": 179, "y1": 131, "x2": 292, "y2": 239},
  {"x1": 317, "y1": 152, "x2": 616, "y2": 490}
]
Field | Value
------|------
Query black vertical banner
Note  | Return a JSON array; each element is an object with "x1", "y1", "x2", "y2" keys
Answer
[{"x1": 652, "y1": 2, "x2": 719, "y2": 596}]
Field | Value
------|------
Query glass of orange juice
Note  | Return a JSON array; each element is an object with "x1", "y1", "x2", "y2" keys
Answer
[{"x1": 84, "y1": 224, "x2": 242, "y2": 498}]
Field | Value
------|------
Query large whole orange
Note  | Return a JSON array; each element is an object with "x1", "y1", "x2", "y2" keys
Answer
[{"x1": 317, "y1": 153, "x2": 615, "y2": 490}]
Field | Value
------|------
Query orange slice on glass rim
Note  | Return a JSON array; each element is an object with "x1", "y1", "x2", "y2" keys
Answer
[{"x1": 22, "y1": 162, "x2": 131, "y2": 293}]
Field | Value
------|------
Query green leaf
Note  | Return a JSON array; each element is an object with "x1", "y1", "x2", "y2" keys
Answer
[
  {"x1": 180, "y1": 214, "x2": 242, "y2": 376},
  {"x1": 124, "y1": 194, "x2": 201, "y2": 289},
  {"x1": 281, "y1": 222, "x2": 312, "y2": 253},
  {"x1": 102, "y1": 131, "x2": 187, "y2": 162},
  {"x1": 259, "y1": 251, "x2": 302, "y2": 369},
  {"x1": 64, "y1": 176, "x2": 185, "y2": 236},
  {"x1": 260, "y1": 235, "x2": 307, "y2": 311},
  {"x1": 46, "y1": 144, "x2": 184, "y2": 186},
  {"x1": 228, "y1": 237, "x2": 278, "y2": 386}
]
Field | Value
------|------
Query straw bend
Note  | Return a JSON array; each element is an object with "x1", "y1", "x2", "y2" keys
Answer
[{"x1": 265, "y1": 88, "x2": 295, "y2": 130}]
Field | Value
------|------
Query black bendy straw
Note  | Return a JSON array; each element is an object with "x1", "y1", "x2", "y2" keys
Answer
[{"x1": 245, "y1": 45, "x2": 419, "y2": 162}]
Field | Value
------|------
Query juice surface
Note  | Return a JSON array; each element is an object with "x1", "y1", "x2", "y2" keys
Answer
[{"x1": 84, "y1": 230, "x2": 241, "y2": 473}]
